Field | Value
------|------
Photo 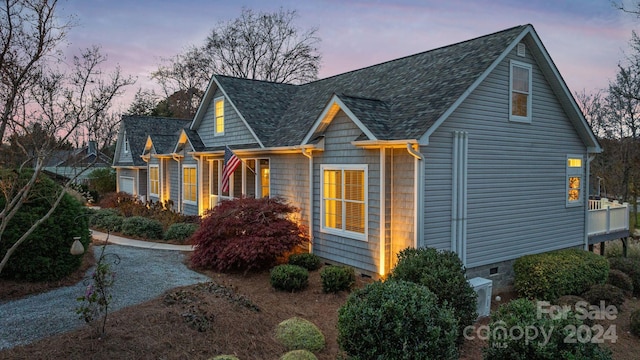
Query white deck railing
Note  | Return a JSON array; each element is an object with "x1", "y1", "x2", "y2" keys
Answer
[{"x1": 588, "y1": 198, "x2": 630, "y2": 237}]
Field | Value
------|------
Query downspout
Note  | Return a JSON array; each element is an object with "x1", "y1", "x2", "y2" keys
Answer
[
  {"x1": 302, "y1": 148, "x2": 314, "y2": 253},
  {"x1": 406, "y1": 143, "x2": 424, "y2": 248},
  {"x1": 585, "y1": 154, "x2": 595, "y2": 250}
]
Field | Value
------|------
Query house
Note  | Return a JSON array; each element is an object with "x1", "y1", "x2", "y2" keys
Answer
[
  {"x1": 43, "y1": 140, "x2": 112, "y2": 184},
  {"x1": 115, "y1": 24, "x2": 611, "y2": 288},
  {"x1": 112, "y1": 116, "x2": 191, "y2": 202}
]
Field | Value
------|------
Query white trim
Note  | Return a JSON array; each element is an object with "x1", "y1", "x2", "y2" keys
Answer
[
  {"x1": 452, "y1": 131, "x2": 468, "y2": 265},
  {"x1": 182, "y1": 164, "x2": 198, "y2": 205},
  {"x1": 320, "y1": 164, "x2": 368, "y2": 241},
  {"x1": 566, "y1": 154, "x2": 584, "y2": 207},
  {"x1": 509, "y1": 60, "x2": 532, "y2": 123},
  {"x1": 379, "y1": 147, "x2": 386, "y2": 276},
  {"x1": 301, "y1": 95, "x2": 378, "y2": 145},
  {"x1": 213, "y1": 96, "x2": 225, "y2": 136}
]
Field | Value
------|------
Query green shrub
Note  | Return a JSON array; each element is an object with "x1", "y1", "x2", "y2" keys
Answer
[
  {"x1": 0, "y1": 171, "x2": 91, "y2": 281},
  {"x1": 87, "y1": 167, "x2": 116, "y2": 198},
  {"x1": 388, "y1": 247, "x2": 477, "y2": 343},
  {"x1": 581, "y1": 283, "x2": 626, "y2": 308},
  {"x1": 190, "y1": 197, "x2": 308, "y2": 272},
  {"x1": 607, "y1": 269, "x2": 634, "y2": 295},
  {"x1": 275, "y1": 317, "x2": 325, "y2": 352},
  {"x1": 608, "y1": 257, "x2": 640, "y2": 296},
  {"x1": 338, "y1": 280, "x2": 458, "y2": 360},
  {"x1": 555, "y1": 295, "x2": 587, "y2": 308},
  {"x1": 320, "y1": 265, "x2": 355, "y2": 293},
  {"x1": 514, "y1": 248, "x2": 609, "y2": 301},
  {"x1": 270, "y1": 264, "x2": 309, "y2": 292},
  {"x1": 483, "y1": 298, "x2": 612, "y2": 360},
  {"x1": 210, "y1": 356, "x2": 240, "y2": 360},
  {"x1": 288, "y1": 253, "x2": 322, "y2": 271},
  {"x1": 121, "y1": 216, "x2": 164, "y2": 239},
  {"x1": 164, "y1": 222, "x2": 198, "y2": 242},
  {"x1": 89, "y1": 208, "x2": 124, "y2": 232},
  {"x1": 631, "y1": 309, "x2": 640, "y2": 337},
  {"x1": 280, "y1": 349, "x2": 317, "y2": 360}
]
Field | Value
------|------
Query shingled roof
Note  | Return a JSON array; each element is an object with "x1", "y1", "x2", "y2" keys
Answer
[
  {"x1": 115, "y1": 116, "x2": 191, "y2": 166},
  {"x1": 211, "y1": 25, "x2": 528, "y2": 147}
]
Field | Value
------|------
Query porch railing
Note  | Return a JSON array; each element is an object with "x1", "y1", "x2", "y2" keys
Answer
[{"x1": 588, "y1": 198, "x2": 630, "y2": 237}]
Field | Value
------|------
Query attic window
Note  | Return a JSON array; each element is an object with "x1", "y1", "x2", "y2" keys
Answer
[
  {"x1": 517, "y1": 43, "x2": 526, "y2": 57},
  {"x1": 509, "y1": 60, "x2": 532, "y2": 123},
  {"x1": 214, "y1": 97, "x2": 224, "y2": 136},
  {"x1": 124, "y1": 131, "x2": 129, "y2": 153}
]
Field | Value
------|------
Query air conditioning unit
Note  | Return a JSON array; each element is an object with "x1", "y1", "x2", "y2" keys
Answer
[{"x1": 468, "y1": 277, "x2": 492, "y2": 318}]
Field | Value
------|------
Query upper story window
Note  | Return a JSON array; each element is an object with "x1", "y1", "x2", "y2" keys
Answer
[
  {"x1": 214, "y1": 98, "x2": 224, "y2": 135},
  {"x1": 321, "y1": 164, "x2": 367, "y2": 241},
  {"x1": 566, "y1": 156, "x2": 584, "y2": 207},
  {"x1": 124, "y1": 131, "x2": 130, "y2": 153},
  {"x1": 149, "y1": 165, "x2": 159, "y2": 196},
  {"x1": 509, "y1": 60, "x2": 532, "y2": 123}
]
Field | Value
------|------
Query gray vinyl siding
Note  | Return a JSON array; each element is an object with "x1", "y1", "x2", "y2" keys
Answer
[
  {"x1": 422, "y1": 45, "x2": 586, "y2": 268},
  {"x1": 168, "y1": 160, "x2": 180, "y2": 212},
  {"x1": 117, "y1": 134, "x2": 133, "y2": 164},
  {"x1": 269, "y1": 154, "x2": 310, "y2": 228},
  {"x1": 199, "y1": 89, "x2": 257, "y2": 147},
  {"x1": 312, "y1": 111, "x2": 381, "y2": 274},
  {"x1": 138, "y1": 169, "x2": 147, "y2": 199}
]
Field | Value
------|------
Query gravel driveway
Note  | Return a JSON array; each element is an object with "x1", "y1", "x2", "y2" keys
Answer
[{"x1": 0, "y1": 244, "x2": 210, "y2": 350}]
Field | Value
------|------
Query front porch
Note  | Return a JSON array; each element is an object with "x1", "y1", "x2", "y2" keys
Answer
[{"x1": 588, "y1": 198, "x2": 630, "y2": 245}]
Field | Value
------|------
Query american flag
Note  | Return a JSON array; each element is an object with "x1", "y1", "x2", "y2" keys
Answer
[{"x1": 221, "y1": 146, "x2": 241, "y2": 192}]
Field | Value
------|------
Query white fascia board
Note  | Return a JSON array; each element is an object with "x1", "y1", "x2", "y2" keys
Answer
[
  {"x1": 191, "y1": 76, "x2": 218, "y2": 130},
  {"x1": 301, "y1": 94, "x2": 378, "y2": 145}
]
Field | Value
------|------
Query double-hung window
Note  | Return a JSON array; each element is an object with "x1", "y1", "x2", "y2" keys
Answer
[
  {"x1": 214, "y1": 98, "x2": 224, "y2": 135},
  {"x1": 149, "y1": 165, "x2": 159, "y2": 196},
  {"x1": 566, "y1": 156, "x2": 584, "y2": 207},
  {"x1": 183, "y1": 165, "x2": 197, "y2": 204},
  {"x1": 321, "y1": 165, "x2": 367, "y2": 241},
  {"x1": 509, "y1": 60, "x2": 532, "y2": 123}
]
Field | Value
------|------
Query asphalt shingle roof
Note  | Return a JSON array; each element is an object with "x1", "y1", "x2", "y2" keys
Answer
[
  {"x1": 213, "y1": 25, "x2": 527, "y2": 147},
  {"x1": 116, "y1": 116, "x2": 191, "y2": 166}
]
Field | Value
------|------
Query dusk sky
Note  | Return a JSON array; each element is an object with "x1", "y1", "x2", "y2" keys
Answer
[{"x1": 57, "y1": 0, "x2": 639, "y2": 111}]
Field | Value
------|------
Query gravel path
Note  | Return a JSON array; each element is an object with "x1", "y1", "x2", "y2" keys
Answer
[{"x1": 0, "y1": 244, "x2": 210, "y2": 350}]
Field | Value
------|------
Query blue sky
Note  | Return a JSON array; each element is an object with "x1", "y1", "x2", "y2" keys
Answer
[{"x1": 57, "y1": 0, "x2": 638, "y2": 110}]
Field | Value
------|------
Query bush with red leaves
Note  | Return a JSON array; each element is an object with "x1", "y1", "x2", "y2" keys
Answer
[{"x1": 190, "y1": 197, "x2": 308, "y2": 272}]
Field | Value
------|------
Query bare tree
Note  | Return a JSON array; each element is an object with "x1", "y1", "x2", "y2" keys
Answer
[
  {"x1": 0, "y1": 0, "x2": 71, "y2": 144},
  {"x1": 151, "y1": 8, "x2": 321, "y2": 116},
  {"x1": 0, "y1": 44, "x2": 134, "y2": 274}
]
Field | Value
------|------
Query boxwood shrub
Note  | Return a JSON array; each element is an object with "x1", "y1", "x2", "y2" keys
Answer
[
  {"x1": 608, "y1": 257, "x2": 640, "y2": 296},
  {"x1": 483, "y1": 298, "x2": 612, "y2": 360},
  {"x1": 0, "y1": 172, "x2": 91, "y2": 281},
  {"x1": 288, "y1": 253, "x2": 322, "y2": 271},
  {"x1": 270, "y1": 264, "x2": 309, "y2": 292},
  {"x1": 121, "y1": 216, "x2": 164, "y2": 239},
  {"x1": 89, "y1": 208, "x2": 124, "y2": 232},
  {"x1": 388, "y1": 247, "x2": 477, "y2": 343},
  {"x1": 581, "y1": 283, "x2": 626, "y2": 308},
  {"x1": 338, "y1": 280, "x2": 458, "y2": 360},
  {"x1": 164, "y1": 222, "x2": 198, "y2": 242},
  {"x1": 320, "y1": 265, "x2": 355, "y2": 293},
  {"x1": 607, "y1": 269, "x2": 634, "y2": 295},
  {"x1": 514, "y1": 248, "x2": 609, "y2": 300}
]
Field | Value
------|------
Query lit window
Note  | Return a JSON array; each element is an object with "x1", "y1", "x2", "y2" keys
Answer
[
  {"x1": 321, "y1": 165, "x2": 367, "y2": 240},
  {"x1": 510, "y1": 60, "x2": 532, "y2": 123},
  {"x1": 260, "y1": 159, "x2": 270, "y2": 198},
  {"x1": 183, "y1": 166, "x2": 197, "y2": 203},
  {"x1": 566, "y1": 156, "x2": 583, "y2": 206},
  {"x1": 215, "y1": 98, "x2": 224, "y2": 135},
  {"x1": 149, "y1": 166, "x2": 159, "y2": 196}
]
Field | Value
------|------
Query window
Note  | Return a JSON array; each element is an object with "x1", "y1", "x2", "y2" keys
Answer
[
  {"x1": 260, "y1": 159, "x2": 270, "y2": 198},
  {"x1": 214, "y1": 98, "x2": 224, "y2": 135},
  {"x1": 149, "y1": 166, "x2": 159, "y2": 196},
  {"x1": 124, "y1": 131, "x2": 130, "y2": 153},
  {"x1": 510, "y1": 60, "x2": 532, "y2": 123},
  {"x1": 183, "y1": 166, "x2": 197, "y2": 203},
  {"x1": 566, "y1": 156, "x2": 583, "y2": 206},
  {"x1": 321, "y1": 165, "x2": 367, "y2": 240}
]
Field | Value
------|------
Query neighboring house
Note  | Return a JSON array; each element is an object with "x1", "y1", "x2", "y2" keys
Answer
[
  {"x1": 115, "y1": 24, "x2": 616, "y2": 287},
  {"x1": 43, "y1": 140, "x2": 112, "y2": 184},
  {"x1": 112, "y1": 116, "x2": 191, "y2": 202}
]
